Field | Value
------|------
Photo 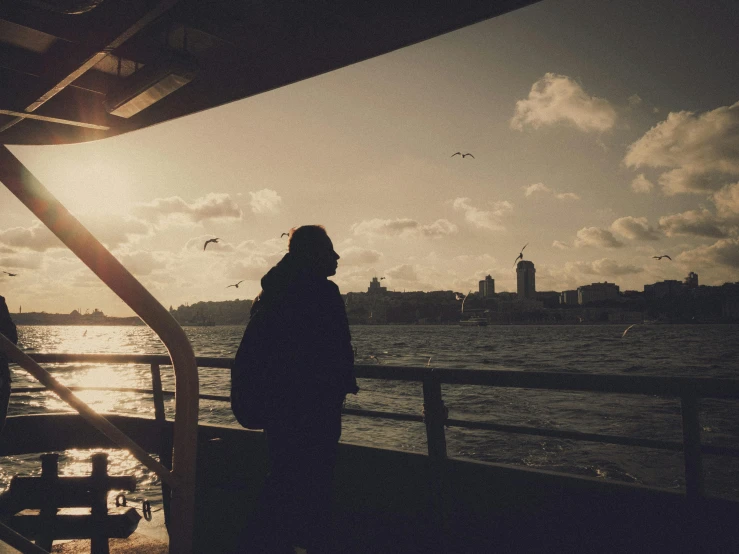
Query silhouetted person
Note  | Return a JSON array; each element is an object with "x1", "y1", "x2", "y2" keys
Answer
[
  {"x1": 241, "y1": 225, "x2": 357, "y2": 554},
  {"x1": 0, "y1": 295, "x2": 18, "y2": 432}
]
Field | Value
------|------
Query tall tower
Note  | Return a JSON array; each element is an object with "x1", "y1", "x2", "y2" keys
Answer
[
  {"x1": 516, "y1": 260, "x2": 536, "y2": 299},
  {"x1": 478, "y1": 275, "x2": 495, "y2": 298}
]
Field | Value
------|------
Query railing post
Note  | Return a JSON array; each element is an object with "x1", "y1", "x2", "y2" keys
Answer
[
  {"x1": 422, "y1": 369, "x2": 448, "y2": 537},
  {"x1": 38, "y1": 453, "x2": 59, "y2": 552},
  {"x1": 90, "y1": 453, "x2": 110, "y2": 554},
  {"x1": 680, "y1": 394, "x2": 704, "y2": 500},
  {"x1": 150, "y1": 363, "x2": 172, "y2": 530}
]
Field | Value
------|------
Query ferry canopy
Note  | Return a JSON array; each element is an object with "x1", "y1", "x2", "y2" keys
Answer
[{"x1": 0, "y1": 0, "x2": 539, "y2": 146}]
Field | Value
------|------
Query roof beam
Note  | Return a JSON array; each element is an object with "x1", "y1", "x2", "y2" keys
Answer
[{"x1": 0, "y1": 109, "x2": 109, "y2": 130}]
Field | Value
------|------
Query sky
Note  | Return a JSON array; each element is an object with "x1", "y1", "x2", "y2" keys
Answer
[{"x1": 1, "y1": 0, "x2": 738, "y2": 316}]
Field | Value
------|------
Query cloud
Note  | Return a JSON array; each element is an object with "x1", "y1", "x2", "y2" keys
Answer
[
  {"x1": 658, "y1": 209, "x2": 729, "y2": 238},
  {"x1": 81, "y1": 215, "x2": 152, "y2": 249},
  {"x1": 611, "y1": 216, "x2": 660, "y2": 241},
  {"x1": 523, "y1": 183, "x2": 551, "y2": 196},
  {"x1": 510, "y1": 73, "x2": 617, "y2": 132},
  {"x1": 523, "y1": 183, "x2": 579, "y2": 200},
  {"x1": 552, "y1": 240, "x2": 569, "y2": 249},
  {"x1": 624, "y1": 101, "x2": 739, "y2": 194},
  {"x1": 351, "y1": 218, "x2": 457, "y2": 238},
  {"x1": 713, "y1": 181, "x2": 739, "y2": 220},
  {"x1": 338, "y1": 246, "x2": 382, "y2": 266},
  {"x1": 0, "y1": 222, "x2": 64, "y2": 252},
  {"x1": 574, "y1": 227, "x2": 624, "y2": 248},
  {"x1": 678, "y1": 238, "x2": 739, "y2": 269},
  {"x1": 0, "y1": 253, "x2": 43, "y2": 270},
  {"x1": 135, "y1": 193, "x2": 242, "y2": 223},
  {"x1": 386, "y1": 264, "x2": 418, "y2": 281},
  {"x1": 116, "y1": 251, "x2": 168, "y2": 276},
  {"x1": 630, "y1": 174, "x2": 654, "y2": 194},
  {"x1": 572, "y1": 258, "x2": 643, "y2": 276},
  {"x1": 628, "y1": 94, "x2": 643, "y2": 108},
  {"x1": 249, "y1": 189, "x2": 282, "y2": 214},
  {"x1": 452, "y1": 197, "x2": 512, "y2": 231}
]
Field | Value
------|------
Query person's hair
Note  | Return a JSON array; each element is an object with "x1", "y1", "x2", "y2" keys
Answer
[{"x1": 288, "y1": 225, "x2": 329, "y2": 255}]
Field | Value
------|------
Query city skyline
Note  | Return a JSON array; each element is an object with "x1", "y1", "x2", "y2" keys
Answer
[{"x1": 1, "y1": 0, "x2": 738, "y2": 316}]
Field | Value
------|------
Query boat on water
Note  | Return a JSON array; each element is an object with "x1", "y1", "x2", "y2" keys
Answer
[{"x1": 1, "y1": 0, "x2": 738, "y2": 553}]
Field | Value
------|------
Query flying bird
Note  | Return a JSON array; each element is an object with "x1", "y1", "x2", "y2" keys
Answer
[
  {"x1": 622, "y1": 324, "x2": 638, "y2": 338},
  {"x1": 280, "y1": 232, "x2": 289, "y2": 238},
  {"x1": 451, "y1": 152, "x2": 474, "y2": 158},
  {"x1": 203, "y1": 238, "x2": 219, "y2": 250},
  {"x1": 513, "y1": 243, "x2": 529, "y2": 266},
  {"x1": 653, "y1": 255, "x2": 672, "y2": 261},
  {"x1": 2, "y1": 271, "x2": 17, "y2": 277},
  {"x1": 380, "y1": 277, "x2": 386, "y2": 280},
  {"x1": 461, "y1": 290, "x2": 472, "y2": 314},
  {"x1": 227, "y1": 280, "x2": 244, "y2": 289}
]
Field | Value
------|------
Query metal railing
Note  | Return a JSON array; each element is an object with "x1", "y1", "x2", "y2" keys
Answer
[{"x1": 16, "y1": 353, "x2": 739, "y2": 503}]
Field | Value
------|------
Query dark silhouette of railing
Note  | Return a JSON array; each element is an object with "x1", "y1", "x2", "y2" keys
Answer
[{"x1": 14, "y1": 353, "x2": 739, "y2": 502}]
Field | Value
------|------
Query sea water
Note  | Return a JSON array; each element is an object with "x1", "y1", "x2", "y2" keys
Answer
[{"x1": 3, "y1": 324, "x2": 739, "y2": 525}]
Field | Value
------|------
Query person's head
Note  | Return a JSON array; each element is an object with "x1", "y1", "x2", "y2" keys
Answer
[{"x1": 288, "y1": 225, "x2": 340, "y2": 277}]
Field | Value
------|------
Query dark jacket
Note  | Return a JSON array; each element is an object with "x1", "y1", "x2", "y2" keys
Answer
[
  {"x1": 0, "y1": 295, "x2": 17, "y2": 363},
  {"x1": 249, "y1": 254, "x2": 358, "y2": 422}
]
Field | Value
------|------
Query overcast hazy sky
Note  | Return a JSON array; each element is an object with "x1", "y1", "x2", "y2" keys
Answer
[{"x1": 1, "y1": 0, "x2": 738, "y2": 316}]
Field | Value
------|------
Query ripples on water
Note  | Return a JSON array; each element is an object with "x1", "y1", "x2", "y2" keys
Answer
[{"x1": 4, "y1": 324, "x2": 739, "y2": 515}]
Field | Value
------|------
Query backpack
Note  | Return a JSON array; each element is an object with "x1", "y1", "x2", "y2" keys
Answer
[{"x1": 230, "y1": 306, "x2": 270, "y2": 430}]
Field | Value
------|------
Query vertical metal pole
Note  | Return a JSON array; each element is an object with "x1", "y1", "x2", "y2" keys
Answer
[
  {"x1": 38, "y1": 453, "x2": 59, "y2": 552},
  {"x1": 680, "y1": 394, "x2": 704, "y2": 500},
  {"x1": 0, "y1": 145, "x2": 198, "y2": 554},
  {"x1": 150, "y1": 363, "x2": 172, "y2": 529},
  {"x1": 90, "y1": 453, "x2": 110, "y2": 554},
  {"x1": 422, "y1": 370, "x2": 448, "y2": 537}
]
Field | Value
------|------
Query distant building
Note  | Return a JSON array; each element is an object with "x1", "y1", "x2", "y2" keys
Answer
[
  {"x1": 536, "y1": 291, "x2": 560, "y2": 309},
  {"x1": 578, "y1": 282, "x2": 620, "y2": 304},
  {"x1": 560, "y1": 290, "x2": 578, "y2": 305},
  {"x1": 684, "y1": 272, "x2": 698, "y2": 288},
  {"x1": 644, "y1": 280, "x2": 684, "y2": 299},
  {"x1": 367, "y1": 277, "x2": 387, "y2": 294},
  {"x1": 478, "y1": 275, "x2": 495, "y2": 298},
  {"x1": 516, "y1": 261, "x2": 536, "y2": 299}
]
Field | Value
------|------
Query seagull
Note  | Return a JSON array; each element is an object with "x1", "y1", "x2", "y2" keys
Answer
[
  {"x1": 227, "y1": 280, "x2": 244, "y2": 289},
  {"x1": 451, "y1": 152, "x2": 474, "y2": 158},
  {"x1": 622, "y1": 324, "x2": 638, "y2": 338},
  {"x1": 653, "y1": 255, "x2": 672, "y2": 261},
  {"x1": 2, "y1": 271, "x2": 17, "y2": 277},
  {"x1": 380, "y1": 277, "x2": 386, "y2": 280},
  {"x1": 461, "y1": 290, "x2": 472, "y2": 314},
  {"x1": 203, "y1": 238, "x2": 219, "y2": 250},
  {"x1": 280, "y1": 232, "x2": 289, "y2": 238},
  {"x1": 426, "y1": 357, "x2": 432, "y2": 367},
  {"x1": 513, "y1": 243, "x2": 528, "y2": 266}
]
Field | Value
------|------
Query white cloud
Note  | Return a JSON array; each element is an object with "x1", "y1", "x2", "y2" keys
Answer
[
  {"x1": 338, "y1": 246, "x2": 382, "y2": 266},
  {"x1": 523, "y1": 183, "x2": 579, "y2": 200},
  {"x1": 249, "y1": 189, "x2": 282, "y2": 214},
  {"x1": 572, "y1": 258, "x2": 643, "y2": 276},
  {"x1": 678, "y1": 238, "x2": 739, "y2": 269},
  {"x1": 630, "y1": 174, "x2": 654, "y2": 194},
  {"x1": 116, "y1": 250, "x2": 168, "y2": 276},
  {"x1": 713, "y1": 182, "x2": 739, "y2": 220},
  {"x1": 574, "y1": 227, "x2": 624, "y2": 248},
  {"x1": 135, "y1": 193, "x2": 242, "y2": 223},
  {"x1": 0, "y1": 222, "x2": 63, "y2": 252},
  {"x1": 658, "y1": 209, "x2": 729, "y2": 238},
  {"x1": 523, "y1": 183, "x2": 551, "y2": 196},
  {"x1": 624, "y1": 101, "x2": 739, "y2": 194},
  {"x1": 611, "y1": 216, "x2": 660, "y2": 241},
  {"x1": 511, "y1": 73, "x2": 617, "y2": 132},
  {"x1": 351, "y1": 218, "x2": 457, "y2": 238},
  {"x1": 80, "y1": 214, "x2": 152, "y2": 250},
  {"x1": 0, "y1": 253, "x2": 43, "y2": 270},
  {"x1": 386, "y1": 264, "x2": 418, "y2": 281},
  {"x1": 552, "y1": 240, "x2": 569, "y2": 249},
  {"x1": 452, "y1": 197, "x2": 512, "y2": 231}
]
